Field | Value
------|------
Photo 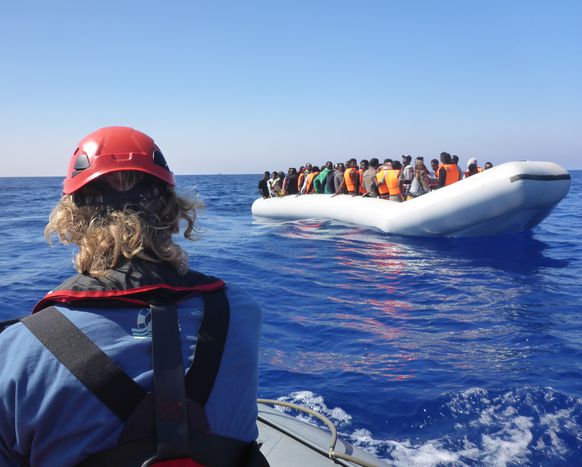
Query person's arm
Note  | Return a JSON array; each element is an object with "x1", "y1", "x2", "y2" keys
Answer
[
  {"x1": 438, "y1": 167, "x2": 446, "y2": 188},
  {"x1": 350, "y1": 170, "x2": 359, "y2": 194}
]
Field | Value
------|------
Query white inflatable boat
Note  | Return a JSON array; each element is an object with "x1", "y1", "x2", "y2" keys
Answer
[
  {"x1": 257, "y1": 400, "x2": 385, "y2": 466},
  {"x1": 251, "y1": 161, "x2": 571, "y2": 238}
]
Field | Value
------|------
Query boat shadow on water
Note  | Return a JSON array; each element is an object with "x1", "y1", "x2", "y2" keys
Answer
[{"x1": 258, "y1": 216, "x2": 570, "y2": 276}]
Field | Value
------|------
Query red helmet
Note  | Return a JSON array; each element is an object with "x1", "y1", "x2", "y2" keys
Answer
[{"x1": 63, "y1": 126, "x2": 176, "y2": 195}]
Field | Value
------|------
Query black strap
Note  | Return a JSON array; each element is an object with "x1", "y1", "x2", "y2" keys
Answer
[
  {"x1": 150, "y1": 304, "x2": 191, "y2": 460},
  {"x1": 22, "y1": 307, "x2": 146, "y2": 421},
  {"x1": 185, "y1": 290, "x2": 230, "y2": 407},
  {"x1": 77, "y1": 435, "x2": 268, "y2": 467},
  {"x1": 0, "y1": 316, "x2": 24, "y2": 333}
]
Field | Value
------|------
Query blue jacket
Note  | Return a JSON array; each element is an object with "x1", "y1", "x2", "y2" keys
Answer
[{"x1": 0, "y1": 266, "x2": 261, "y2": 466}]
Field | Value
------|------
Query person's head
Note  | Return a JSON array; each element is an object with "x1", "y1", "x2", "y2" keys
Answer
[
  {"x1": 298, "y1": 165, "x2": 305, "y2": 174},
  {"x1": 392, "y1": 160, "x2": 402, "y2": 170},
  {"x1": 467, "y1": 157, "x2": 478, "y2": 169},
  {"x1": 288, "y1": 167, "x2": 297, "y2": 175},
  {"x1": 383, "y1": 158, "x2": 392, "y2": 165},
  {"x1": 369, "y1": 158, "x2": 379, "y2": 169},
  {"x1": 415, "y1": 159, "x2": 427, "y2": 171},
  {"x1": 312, "y1": 165, "x2": 320, "y2": 173},
  {"x1": 359, "y1": 159, "x2": 369, "y2": 170},
  {"x1": 272, "y1": 171, "x2": 278, "y2": 179},
  {"x1": 325, "y1": 161, "x2": 333, "y2": 170},
  {"x1": 484, "y1": 162, "x2": 493, "y2": 170},
  {"x1": 305, "y1": 163, "x2": 313, "y2": 170},
  {"x1": 452, "y1": 155, "x2": 459, "y2": 165},
  {"x1": 348, "y1": 158, "x2": 357, "y2": 168},
  {"x1": 46, "y1": 126, "x2": 200, "y2": 277},
  {"x1": 468, "y1": 163, "x2": 478, "y2": 174},
  {"x1": 440, "y1": 152, "x2": 452, "y2": 164},
  {"x1": 337, "y1": 162, "x2": 345, "y2": 172},
  {"x1": 416, "y1": 156, "x2": 424, "y2": 163},
  {"x1": 263, "y1": 171, "x2": 270, "y2": 179},
  {"x1": 279, "y1": 171, "x2": 285, "y2": 179},
  {"x1": 431, "y1": 159, "x2": 439, "y2": 171},
  {"x1": 402, "y1": 155, "x2": 412, "y2": 166}
]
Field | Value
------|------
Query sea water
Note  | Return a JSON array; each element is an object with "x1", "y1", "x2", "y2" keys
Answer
[{"x1": 0, "y1": 173, "x2": 581, "y2": 465}]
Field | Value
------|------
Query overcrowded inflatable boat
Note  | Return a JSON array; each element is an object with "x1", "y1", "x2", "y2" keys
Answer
[{"x1": 251, "y1": 161, "x2": 571, "y2": 237}]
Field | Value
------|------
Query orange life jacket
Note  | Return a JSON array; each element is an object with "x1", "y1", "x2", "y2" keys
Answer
[
  {"x1": 442, "y1": 164, "x2": 461, "y2": 186},
  {"x1": 344, "y1": 168, "x2": 357, "y2": 193},
  {"x1": 386, "y1": 169, "x2": 401, "y2": 196},
  {"x1": 305, "y1": 171, "x2": 319, "y2": 193},
  {"x1": 359, "y1": 169, "x2": 367, "y2": 194},
  {"x1": 297, "y1": 172, "x2": 305, "y2": 191},
  {"x1": 376, "y1": 170, "x2": 389, "y2": 195}
]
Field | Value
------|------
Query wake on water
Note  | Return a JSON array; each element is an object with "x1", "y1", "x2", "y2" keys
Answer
[{"x1": 277, "y1": 388, "x2": 582, "y2": 466}]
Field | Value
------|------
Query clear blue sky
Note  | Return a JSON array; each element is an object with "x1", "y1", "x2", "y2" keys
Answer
[{"x1": 1, "y1": 0, "x2": 580, "y2": 176}]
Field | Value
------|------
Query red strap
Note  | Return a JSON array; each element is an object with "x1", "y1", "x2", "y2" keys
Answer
[{"x1": 32, "y1": 280, "x2": 225, "y2": 313}]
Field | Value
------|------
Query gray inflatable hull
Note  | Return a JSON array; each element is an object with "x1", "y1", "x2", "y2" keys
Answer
[{"x1": 257, "y1": 403, "x2": 386, "y2": 466}]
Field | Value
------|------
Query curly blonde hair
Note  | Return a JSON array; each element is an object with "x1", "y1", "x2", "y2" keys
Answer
[{"x1": 45, "y1": 173, "x2": 202, "y2": 276}]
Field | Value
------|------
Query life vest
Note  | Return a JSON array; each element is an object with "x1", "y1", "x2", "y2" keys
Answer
[
  {"x1": 344, "y1": 168, "x2": 358, "y2": 194},
  {"x1": 358, "y1": 169, "x2": 367, "y2": 195},
  {"x1": 297, "y1": 172, "x2": 305, "y2": 192},
  {"x1": 376, "y1": 170, "x2": 390, "y2": 196},
  {"x1": 386, "y1": 169, "x2": 401, "y2": 196},
  {"x1": 440, "y1": 164, "x2": 461, "y2": 186},
  {"x1": 305, "y1": 171, "x2": 319, "y2": 194},
  {"x1": 22, "y1": 261, "x2": 268, "y2": 467}
]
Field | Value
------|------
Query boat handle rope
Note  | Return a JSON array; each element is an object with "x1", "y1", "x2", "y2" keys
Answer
[{"x1": 257, "y1": 398, "x2": 378, "y2": 467}]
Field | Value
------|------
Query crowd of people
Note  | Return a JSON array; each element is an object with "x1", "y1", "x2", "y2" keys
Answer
[{"x1": 258, "y1": 153, "x2": 494, "y2": 201}]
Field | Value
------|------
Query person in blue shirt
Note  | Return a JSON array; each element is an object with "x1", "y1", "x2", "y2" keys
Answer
[{"x1": 0, "y1": 126, "x2": 264, "y2": 467}]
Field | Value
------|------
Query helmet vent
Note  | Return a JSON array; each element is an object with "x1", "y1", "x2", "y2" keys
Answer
[
  {"x1": 153, "y1": 149, "x2": 169, "y2": 170},
  {"x1": 74, "y1": 153, "x2": 91, "y2": 171}
]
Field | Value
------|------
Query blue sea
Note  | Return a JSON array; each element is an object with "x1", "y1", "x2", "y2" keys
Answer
[{"x1": 1, "y1": 172, "x2": 581, "y2": 466}]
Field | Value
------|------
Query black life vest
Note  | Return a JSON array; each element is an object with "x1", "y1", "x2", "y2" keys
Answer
[{"x1": 9, "y1": 260, "x2": 268, "y2": 467}]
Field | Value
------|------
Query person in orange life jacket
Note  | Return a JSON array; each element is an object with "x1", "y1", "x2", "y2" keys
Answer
[
  {"x1": 343, "y1": 158, "x2": 359, "y2": 194},
  {"x1": 296, "y1": 165, "x2": 305, "y2": 192},
  {"x1": 428, "y1": 158, "x2": 439, "y2": 190},
  {"x1": 385, "y1": 160, "x2": 404, "y2": 202},
  {"x1": 465, "y1": 158, "x2": 483, "y2": 178},
  {"x1": 299, "y1": 163, "x2": 312, "y2": 194},
  {"x1": 362, "y1": 158, "x2": 379, "y2": 197},
  {"x1": 304, "y1": 166, "x2": 320, "y2": 193},
  {"x1": 484, "y1": 161, "x2": 493, "y2": 170},
  {"x1": 375, "y1": 158, "x2": 393, "y2": 199},
  {"x1": 430, "y1": 158, "x2": 439, "y2": 177},
  {"x1": 451, "y1": 155, "x2": 464, "y2": 180},
  {"x1": 466, "y1": 163, "x2": 479, "y2": 177},
  {"x1": 0, "y1": 127, "x2": 264, "y2": 467},
  {"x1": 437, "y1": 152, "x2": 461, "y2": 188},
  {"x1": 358, "y1": 159, "x2": 369, "y2": 195}
]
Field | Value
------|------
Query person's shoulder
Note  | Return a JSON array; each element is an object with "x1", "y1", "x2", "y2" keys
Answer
[
  {"x1": 225, "y1": 283, "x2": 259, "y2": 306},
  {"x1": 223, "y1": 283, "x2": 262, "y2": 328}
]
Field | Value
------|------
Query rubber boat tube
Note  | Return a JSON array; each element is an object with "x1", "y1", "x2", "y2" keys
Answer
[
  {"x1": 251, "y1": 161, "x2": 571, "y2": 238},
  {"x1": 257, "y1": 401, "x2": 386, "y2": 466}
]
